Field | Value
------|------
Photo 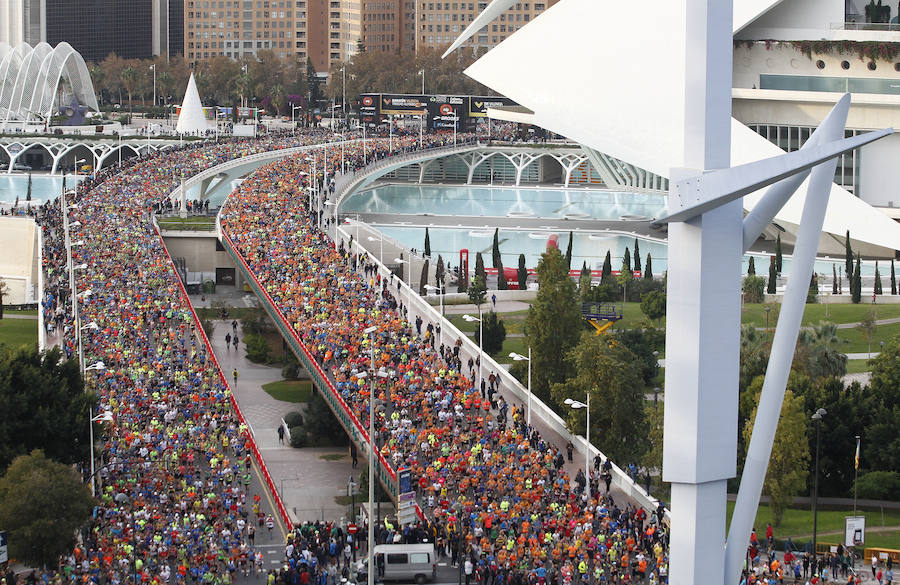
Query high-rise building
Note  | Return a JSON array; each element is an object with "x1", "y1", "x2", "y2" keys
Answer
[
  {"x1": 1, "y1": 0, "x2": 46, "y2": 47},
  {"x1": 360, "y1": 0, "x2": 413, "y2": 53},
  {"x1": 184, "y1": 0, "x2": 360, "y2": 73},
  {"x1": 417, "y1": 0, "x2": 556, "y2": 54}
]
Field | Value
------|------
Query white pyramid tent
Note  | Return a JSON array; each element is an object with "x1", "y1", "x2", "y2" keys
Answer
[{"x1": 175, "y1": 73, "x2": 210, "y2": 134}]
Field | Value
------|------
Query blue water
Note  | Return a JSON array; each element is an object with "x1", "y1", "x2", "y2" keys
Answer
[
  {"x1": 341, "y1": 185, "x2": 668, "y2": 220},
  {"x1": 0, "y1": 174, "x2": 84, "y2": 205}
]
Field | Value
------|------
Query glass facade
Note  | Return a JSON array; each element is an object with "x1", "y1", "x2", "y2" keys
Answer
[
  {"x1": 760, "y1": 74, "x2": 900, "y2": 96},
  {"x1": 46, "y1": 0, "x2": 154, "y2": 61}
]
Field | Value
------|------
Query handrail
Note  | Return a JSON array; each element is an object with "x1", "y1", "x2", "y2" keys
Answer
[
  {"x1": 37, "y1": 225, "x2": 46, "y2": 352},
  {"x1": 154, "y1": 223, "x2": 293, "y2": 529},
  {"x1": 219, "y1": 231, "x2": 401, "y2": 503}
]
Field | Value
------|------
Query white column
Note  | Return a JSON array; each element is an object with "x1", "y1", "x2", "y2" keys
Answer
[{"x1": 662, "y1": 1, "x2": 737, "y2": 585}]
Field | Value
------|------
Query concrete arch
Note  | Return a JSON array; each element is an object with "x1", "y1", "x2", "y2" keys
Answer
[
  {"x1": 97, "y1": 144, "x2": 140, "y2": 170},
  {"x1": 7, "y1": 143, "x2": 53, "y2": 172}
]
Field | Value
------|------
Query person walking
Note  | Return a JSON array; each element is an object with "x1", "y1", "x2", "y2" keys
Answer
[
  {"x1": 232, "y1": 368, "x2": 239, "y2": 386},
  {"x1": 233, "y1": 334, "x2": 239, "y2": 349},
  {"x1": 225, "y1": 332, "x2": 232, "y2": 349},
  {"x1": 277, "y1": 424, "x2": 285, "y2": 444}
]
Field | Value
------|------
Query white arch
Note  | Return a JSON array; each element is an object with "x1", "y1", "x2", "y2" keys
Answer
[
  {"x1": 30, "y1": 42, "x2": 99, "y2": 121},
  {"x1": 7, "y1": 42, "x2": 53, "y2": 124},
  {"x1": 0, "y1": 43, "x2": 32, "y2": 121}
]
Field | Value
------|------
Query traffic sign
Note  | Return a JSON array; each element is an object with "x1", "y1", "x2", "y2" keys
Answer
[{"x1": 348, "y1": 523, "x2": 358, "y2": 535}]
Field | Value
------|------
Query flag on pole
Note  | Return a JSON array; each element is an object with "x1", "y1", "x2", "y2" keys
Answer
[{"x1": 855, "y1": 437, "x2": 860, "y2": 470}]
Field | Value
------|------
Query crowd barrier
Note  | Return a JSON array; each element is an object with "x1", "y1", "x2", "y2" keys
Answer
[{"x1": 153, "y1": 222, "x2": 293, "y2": 529}]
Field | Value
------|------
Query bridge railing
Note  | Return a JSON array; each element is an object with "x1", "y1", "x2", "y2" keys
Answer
[
  {"x1": 332, "y1": 141, "x2": 480, "y2": 203},
  {"x1": 219, "y1": 231, "x2": 401, "y2": 504}
]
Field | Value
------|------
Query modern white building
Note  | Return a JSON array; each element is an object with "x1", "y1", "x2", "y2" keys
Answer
[{"x1": 457, "y1": 0, "x2": 900, "y2": 258}]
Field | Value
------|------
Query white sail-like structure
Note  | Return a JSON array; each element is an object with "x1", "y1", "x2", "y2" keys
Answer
[
  {"x1": 0, "y1": 42, "x2": 98, "y2": 126},
  {"x1": 175, "y1": 73, "x2": 209, "y2": 134}
]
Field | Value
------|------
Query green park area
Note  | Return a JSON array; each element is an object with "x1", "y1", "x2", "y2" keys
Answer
[
  {"x1": 0, "y1": 315, "x2": 37, "y2": 349},
  {"x1": 262, "y1": 379, "x2": 313, "y2": 403}
]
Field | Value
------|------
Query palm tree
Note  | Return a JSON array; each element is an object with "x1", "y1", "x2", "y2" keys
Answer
[{"x1": 120, "y1": 66, "x2": 138, "y2": 118}]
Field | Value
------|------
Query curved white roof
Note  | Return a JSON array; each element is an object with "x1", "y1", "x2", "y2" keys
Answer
[{"x1": 0, "y1": 42, "x2": 99, "y2": 125}]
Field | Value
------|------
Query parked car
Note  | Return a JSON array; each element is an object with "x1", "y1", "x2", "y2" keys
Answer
[{"x1": 12, "y1": 162, "x2": 32, "y2": 171}]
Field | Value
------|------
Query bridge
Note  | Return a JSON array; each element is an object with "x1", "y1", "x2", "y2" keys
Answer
[{"x1": 0, "y1": 134, "x2": 185, "y2": 173}]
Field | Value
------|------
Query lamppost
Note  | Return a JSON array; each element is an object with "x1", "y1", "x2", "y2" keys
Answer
[
  {"x1": 509, "y1": 349, "x2": 531, "y2": 426},
  {"x1": 292, "y1": 105, "x2": 303, "y2": 134},
  {"x1": 305, "y1": 155, "x2": 317, "y2": 211},
  {"x1": 88, "y1": 405, "x2": 113, "y2": 497},
  {"x1": 367, "y1": 235, "x2": 383, "y2": 266},
  {"x1": 348, "y1": 474, "x2": 358, "y2": 560},
  {"x1": 424, "y1": 284, "x2": 444, "y2": 347},
  {"x1": 362, "y1": 325, "x2": 377, "y2": 585},
  {"x1": 811, "y1": 407, "x2": 827, "y2": 559},
  {"x1": 419, "y1": 68, "x2": 425, "y2": 94},
  {"x1": 150, "y1": 65, "x2": 156, "y2": 109},
  {"x1": 652, "y1": 350, "x2": 660, "y2": 385},
  {"x1": 765, "y1": 305, "x2": 771, "y2": 333},
  {"x1": 341, "y1": 66, "x2": 347, "y2": 124},
  {"x1": 564, "y1": 394, "x2": 591, "y2": 501},
  {"x1": 462, "y1": 312, "x2": 483, "y2": 395}
]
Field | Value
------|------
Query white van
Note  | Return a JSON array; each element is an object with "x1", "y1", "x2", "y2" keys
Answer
[{"x1": 356, "y1": 543, "x2": 437, "y2": 584}]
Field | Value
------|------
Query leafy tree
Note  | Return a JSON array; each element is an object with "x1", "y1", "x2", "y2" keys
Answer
[
  {"x1": 474, "y1": 252, "x2": 486, "y2": 286},
  {"x1": 640, "y1": 290, "x2": 666, "y2": 326},
  {"x1": 601, "y1": 251, "x2": 612, "y2": 281},
  {"x1": 644, "y1": 253, "x2": 653, "y2": 280},
  {"x1": 435, "y1": 255, "x2": 445, "y2": 291},
  {"x1": 833, "y1": 264, "x2": 838, "y2": 295},
  {"x1": 767, "y1": 257, "x2": 777, "y2": 294},
  {"x1": 419, "y1": 259, "x2": 430, "y2": 294},
  {"x1": 467, "y1": 274, "x2": 487, "y2": 308},
  {"x1": 497, "y1": 256, "x2": 508, "y2": 290},
  {"x1": 551, "y1": 333, "x2": 647, "y2": 464},
  {"x1": 244, "y1": 331, "x2": 271, "y2": 363},
  {"x1": 857, "y1": 310, "x2": 877, "y2": 356},
  {"x1": 891, "y1": 260, "x2": 897, "y2": 295},
  {"x1": 854, "y1": 471, "x2": 900, "y2": 501},
  {"x1": 491, "y1": 228, "x2": 500, "y2": 268},
  {"x1": 616, "y1": 264, "x2": 633, "y2": 302},
  {"x1": 748, "y1": 256, "x2": 756, "y2": 276},
  {"x1": 642, "y1": 400, "x2": 664, "y2": 489},
  {"x1": 615, "y1": 328, "x2": 664, "y2": 385},
  {"x1": 296, "y1": 393, "x2": 350, "y2": 446},
  {"x1": 565, "y1": 231, "x2": 573, "y2": 270},
  {"x1": 852, "y1": 254, "x2": 862, "y2": 304},
  {"x1": 524, "y1": 248, "x2": 582, "y2": 407},
  {"x1": 424, "y1": 228, "x2": 431, "y2": 258},
  {"x1": 775, "y1": 233, "x2": 783, "y2": 274},
  {"x1": 633, "y1": 238, "x2": 641, "y2": 272},
  {"x1": 0, "y1": 346, "x2": 93, "y2": 472},
  {"x1": 743, "y1": 276, "x2": 766, "y2": 304},
  {"x1": 481, "y1": 311, "x2": 507, "y2": 356},
  {"x1": 517, "y1": 254, "x2": 527, "y2": 289},
  {"x1": 742, "y1": 389, "x2": 809, "y2": 526},
  {"x1": 874, "y1": 261, "x2": 882, "y2": 295},
  {"x1": 0, "y1": 450, "x2": 94, "y2": 568},
  {"x1": 845, "y1": 230, "x2": 854, "y2": 284}
]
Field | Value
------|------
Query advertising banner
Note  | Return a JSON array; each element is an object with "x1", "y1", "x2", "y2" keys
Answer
[
  {"x1": 358, "y1": 94, "x2": 380, "y2": 124},
  {"x1": 379, "y1": 94, "x2": 429, "y2": 115},
  {"x1": 468, "y1": 96, "x2": 518, "y2": 117},
  {"x1": 428, "y1": 95, "x2": 466, "y2": 130}
]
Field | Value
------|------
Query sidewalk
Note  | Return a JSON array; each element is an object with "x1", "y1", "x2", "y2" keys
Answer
[{"x1": 205, "y1": 317, "x2": 358, "y2": 526}]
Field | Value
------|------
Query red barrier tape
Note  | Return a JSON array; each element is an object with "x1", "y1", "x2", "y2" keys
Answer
[
  {"x1": 222, "y1": 231, "x2": 398, "y2": 481},
  {"x1": 154, "y1": 224, "x2": 293, "y2": 529}
]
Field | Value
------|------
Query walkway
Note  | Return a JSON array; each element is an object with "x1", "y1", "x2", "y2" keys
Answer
[{"x1": 201, "y1": 315, "x2": 358, "y2": 526}]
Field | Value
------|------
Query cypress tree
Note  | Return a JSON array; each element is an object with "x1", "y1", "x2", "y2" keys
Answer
[
  {"x1": 644, "y1": 253, "x2": 653, "y2": 279},
  {"x1": 845, "y1": 230, "x2": 853, "y2": 283},
  {"x1": 623, "y1": 247, "x2": 631, "y2": 275},
  {"x1": 775, "y1": 233, "x2": 783, "y2": 274},
  {"x1": 424, "y1": 228, "x2": 431, "y2": 258},
  {"x1": 852, "y1": 254, "x2": 862, "y2": 304},
  {"x1": 891, "y1": 260, "x2": 897, "y2": 295},
  {"x1": 767, "y1": 256, "x2": 777, "y2": 294},
  {"x1": 517, "y1": 254, "x2": 527, "y2": 290},
  {"x1": 633, "y1": 238, "x2": 641, "y2": 272},
  {"x1": 497, "y1": 255, "x2": 508, "y2": 290},
  {"x1": 475, "y1": 252, "x2": 486, "y2": 285},
  {"x1": 491, "y1": 228, "x2": 500, "y2": 268},
  {"x1": 601, "y1": 251, "x2": 612, "y2": 281},
  {"x1": 435, "y1": 255, "x2": 445, "y2": 291},
  {"x1": 419, "y1": 259, "x2": 430, "y2": 294},
  {"x1": 457, "y1": 256, "x2": 468, "y2": 293},
  {"x1": 748, "y1": 256, "x2": 756, "y2": 276},
  {"x1": 832, "y1": 264, "x2": 838, "y2": 295},
  {"x1": 564, "y1": 231, "x2": 573, "y2": 270},
  {"x1": 874, "y1": 261, "x2": 882, "y2": 295}
]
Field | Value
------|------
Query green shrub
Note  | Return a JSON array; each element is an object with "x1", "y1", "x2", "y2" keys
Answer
[
  {"x1": 244, "y1": 332, "x2": 270, "y2": 363},
  {"x1": 743, "y1": 276, "x2": 766, "y2": 304},
  {"x1": 289, "y1": 426, "x2": 307, "y2": 448},
  {"x1": 854, "y1": 471, "x2": 900, "y2": 500},
  {"x1": 284, "y1": 411, "x2": 304, "y2": 428},
  {"x1": 282, "y1": 363, "x2": 301, "y2": 379}
]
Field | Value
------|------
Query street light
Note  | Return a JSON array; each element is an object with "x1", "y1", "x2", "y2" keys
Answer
[
  {"x1": 564, "y1": 395, "x2": 591, "y2": 502},
  {"x1": 149, "y1": 65, "x2": 156, "y2": 108},
  {"x1": 423, "y1": 284, "x2": 444, "y2": 347},
  {"x1": 509, "y1": 348, "x2": 531, "y2": 426},
  {"x1": 88, "y1": 408, "x2": 113, "y2": 497},
  {"x1": 362, "y1": 324, "x2": 377, "y2": 585},
  {"x1": 765, "y1": 305, "x2": 771, "y2": 333},
  {"x1": 367, "y1": 235, "x2": 384, "y2": 265},
  {"x1": 811, "y1": 407, "x2": 827, "y2": 560},
  {"x1": 462, "y1": 313, "x2": 483, "y2": 396},
  {"x1": 292, "y1": 105, "x2": 303, "y2": 133}
]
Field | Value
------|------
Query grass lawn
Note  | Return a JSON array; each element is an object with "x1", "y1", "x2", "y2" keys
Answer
[
  {"x1": 0, "y1": 317, "x2": 37, "y2": 349},
  {"x1": 6, "y1": 309, "x2": 38, "y2": 316},
  {"x1": 319, "y1": 453, "x2": 347, "y2": 461},
  {"x1": 833, "y1": 322, "x2": 900, "y2": 354},
  {"x1": 845, "y1": 359, "x2": 873, "y2": 374},
  {"x1": 725, "y1": 501, "x2": 900, "y2": 541},
  {"x1": 740, "y1": 303, "x2": 900, "y2": 328},
  {"x1": 262, "y1": 379, "x2": 313, "y2": 403},
  {"x1": 865, "y1": 530, "x2": 900, "y2": 550},
  {"x1": 157, "y1": 216, "x2": 216, "y2": 231}
]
